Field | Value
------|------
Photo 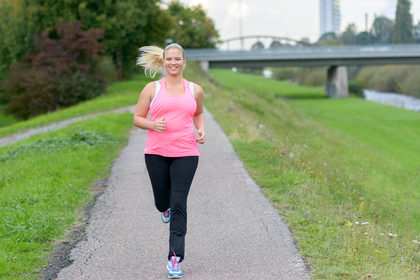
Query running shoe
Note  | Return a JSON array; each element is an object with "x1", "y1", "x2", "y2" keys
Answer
[
  {"x1": 167, "y1": 255, "x2": 182, "y2": 279},
  {"x1": 161, "y1": 208, "x2": 171, "y2": 223}
]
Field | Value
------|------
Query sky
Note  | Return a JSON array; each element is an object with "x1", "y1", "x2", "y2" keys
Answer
[{"x1": 162, "y1": 0, "x2": 420, "y2": 49}]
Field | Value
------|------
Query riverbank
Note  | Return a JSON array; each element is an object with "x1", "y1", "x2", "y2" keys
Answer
[{"x1": 364, "y1": 89, "x2": 420, "y2": 112}]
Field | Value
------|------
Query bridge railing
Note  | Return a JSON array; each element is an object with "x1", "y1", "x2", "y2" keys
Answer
[{"x1": 185, "y1": 44, "x2": 420, "y2": 61}]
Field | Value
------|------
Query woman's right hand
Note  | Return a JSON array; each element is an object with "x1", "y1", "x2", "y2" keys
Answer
[{"x1": 152, "y1": 118, "x2": 166, "y2": 132}]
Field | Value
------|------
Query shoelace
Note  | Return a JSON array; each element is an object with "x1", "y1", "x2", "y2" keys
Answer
[
  {"x1": 164, "y1": 210, "x2": 169, "y2": 217},
  {"x1": 171, "y1": 250, "x2": 179, "y2": 271}
]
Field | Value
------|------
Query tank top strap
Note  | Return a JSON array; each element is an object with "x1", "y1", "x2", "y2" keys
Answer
[
  {"x1": 150, "y1": 79, "x2": 163, "y2": 109},
  {"x1": 183, "y1": 79, "x2": 194, "y2": 97}
]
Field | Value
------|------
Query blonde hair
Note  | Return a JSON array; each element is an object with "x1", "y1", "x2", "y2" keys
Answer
[{"x1": 137, "y1": 43, "x2": 186, "y2": 78}]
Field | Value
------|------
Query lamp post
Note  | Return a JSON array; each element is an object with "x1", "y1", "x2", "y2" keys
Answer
[{"x1": 239, "y1": 0, "x2": 244, "y2": 50}]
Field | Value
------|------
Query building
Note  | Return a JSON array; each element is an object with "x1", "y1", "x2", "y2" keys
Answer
[{"x1": 320, "y1": 0, "x2": 341, "y2": 37}]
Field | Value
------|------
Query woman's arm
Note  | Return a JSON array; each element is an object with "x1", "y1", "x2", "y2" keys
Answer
[
  {"x1": 133, "y1": 82, "x2": 166, "y2": 132},
  {"x1": 193, "y1": 83, "x2": 206, "y2": 144}
]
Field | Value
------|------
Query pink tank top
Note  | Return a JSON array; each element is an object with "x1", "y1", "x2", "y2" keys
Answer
[{"x1": 144, "y1": 77, "x2": 199, "y2": 157}]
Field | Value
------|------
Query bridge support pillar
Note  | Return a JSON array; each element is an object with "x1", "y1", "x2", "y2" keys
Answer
[
  {"x1": 327, "y1": 66, "x2": 348, "y2": 98},
  {"x1": 198, "y1": 61, "x2": 209, "y2": 73}
]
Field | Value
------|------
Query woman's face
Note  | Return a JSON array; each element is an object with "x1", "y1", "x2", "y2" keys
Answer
[{"x1": 163, "y1": 48, "x2": 185, "y2": 76}]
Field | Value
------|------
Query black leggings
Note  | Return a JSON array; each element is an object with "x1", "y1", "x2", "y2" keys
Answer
[{"x1": 145, "y1": 154, "x2": 199, "y2": 262}]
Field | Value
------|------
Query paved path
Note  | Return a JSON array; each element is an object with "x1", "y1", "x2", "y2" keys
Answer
[{"x1": 56, "y1": 109, "x2": 311, "y2": 280}]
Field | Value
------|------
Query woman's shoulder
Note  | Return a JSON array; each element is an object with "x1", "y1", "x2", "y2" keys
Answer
[
  {"x1": 141, "y1": 81, "x2": 158, "y2": 97},
  {"x1": 191, "y1": 82, "x2": 204, "y2": 97}
]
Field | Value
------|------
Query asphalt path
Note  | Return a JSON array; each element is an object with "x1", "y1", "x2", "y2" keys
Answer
[{"x1": 56, "y1": 109, "x2": 311, "y2": 280}]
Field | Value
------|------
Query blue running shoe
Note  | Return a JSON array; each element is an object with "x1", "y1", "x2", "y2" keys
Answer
[
  {"x1": 161, "y1": 208, "x2": 171, "y2": 223},
  {"x1": 167, "y1": 255, "x2": 182, "y2": 279}
]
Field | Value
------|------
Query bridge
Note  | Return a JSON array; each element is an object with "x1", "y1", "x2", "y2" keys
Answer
[
  {"x1": 185, "y1": 44, "x2": 420, "y2": 98},
  {"x1": 219, "y1": 35, "x2": 312, "y2": 50}
]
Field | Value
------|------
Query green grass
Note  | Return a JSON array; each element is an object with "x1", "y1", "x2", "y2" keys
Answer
[
  {"x1": 209, "y1": 68, "x2": 325, "y2": 99},
  {"x1": 0, "y1": 105, "x2": 18, "y2": 127},
  {"x1": 0, "y1": 113, "x2": 133, "y2": 279},
  {"x1": 0, "y1": 74, "x2": 151, "y2": 138},
  {"x1": 185, "y1": 66, "x2": 420, "y2": 279}
]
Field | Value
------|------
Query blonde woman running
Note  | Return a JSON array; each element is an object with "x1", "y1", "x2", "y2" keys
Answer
[{"x1": 133, "y1": 43, "x2": 205, "y2": 279}]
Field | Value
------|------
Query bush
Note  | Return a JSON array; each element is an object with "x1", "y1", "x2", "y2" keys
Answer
[
  {"x1": 353, "y1": 65, "x2": 420, "y2": 97},
  {"x1": 401, "y1": 69, "x2": 420, "y2": 98},
  {"x1": 1, "y1": 21, "x2": 106, "y2": 119},
  {"x1": 271, "y1": 67, "x2": 298, "y2": 81}
]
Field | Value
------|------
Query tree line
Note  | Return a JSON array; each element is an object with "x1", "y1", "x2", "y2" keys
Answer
[
  {"x1": 318, "y1": 0, "x2": 416, "y2": 45},
  {"x1": 0, "y1": 0, "x2": 219, "y2": 119}
]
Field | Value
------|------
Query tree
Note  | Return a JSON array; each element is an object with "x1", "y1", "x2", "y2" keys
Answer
[
  {"x1": 356, "y1": 31, "x2": 371, "y2": 45},
  {"x1": 167, "y1": 1, "x2": 219, "y2": 48},
  {"x1": 413, "y1": 21, "x2": 420, "y2": 43},
  {"x1": 269, "y1": 40, "x2": 282, "y2": 49},
  {"x1": 341, "y1": 23, "x2": 357, "y2": 45},
  {"x1": 1, "y1": 22, "x2": 106, "y2": 119},
  {"x1": 317, "y1": 32, "x2": 339, "y2": 46},
  {"x1": 0, "y1": 0, "x2": 173, "y2": 79},
  {"x1": 371, "y1": 15, "x2": 394, "y2": 44},
  {"x1": 393, "y1": 0, "x2": 414, "y2": 43},
  {"x1": 251, "y1": 41, "x2": 265, "y2": 51}
]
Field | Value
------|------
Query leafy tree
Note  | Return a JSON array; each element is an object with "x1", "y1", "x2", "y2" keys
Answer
[
  {"x1": 413, "y1": 20, "x2": 420, "y2": 43},
  {"x1": 1, "y1": 22, "x2": 106, "y2": 119},
  {"x1": 269, "y1": 40, "x2": 282, "y2": 49},
  {"x1": 0, "y1": 0, "x2": 172, "y2": 79},
  {"x1": 317, "y1": 32, "x2": 339, "y2": 45},
  {"x1": 251, "y1": 41, "x2": 265, "y2": 50},
  {"x1": 393, "y1": 0, "x2": 414, "y2": 43},
  {"x1": 356, "y1": 31, "x2": 371, "y2": 45},
  {"x1": 167, "y1": 1, "x2": 219, "y2": 48},
  {"x1": 341, "y1": 23, "x2": 357, "y2": 45},
  {"x1": 371, "y1": 15, "x2": 394, "y2": 44}
]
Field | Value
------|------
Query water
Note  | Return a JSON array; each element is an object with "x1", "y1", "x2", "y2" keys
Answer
[{"x1": 363, "y1": 90, "x2": 420, "y2": 112}]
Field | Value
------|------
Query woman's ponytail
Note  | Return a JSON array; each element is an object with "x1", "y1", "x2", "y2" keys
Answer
[{"x1": 136, "y1": 46, "x2": 164, "y2": 78}]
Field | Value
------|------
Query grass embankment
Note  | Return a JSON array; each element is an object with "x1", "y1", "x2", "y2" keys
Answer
[
  {"x1": 0, "y1": 74, "x2": 151, "y2": 138},
  {"x1": 185, "y1": 67, "x2": 420, "y2": 279},
  {"x1": 0, "y1": 76, "x2": 148, "y2": 279}
]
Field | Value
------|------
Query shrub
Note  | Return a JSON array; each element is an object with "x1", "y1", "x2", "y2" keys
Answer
[
  {"x1": 401, "y1": 68, "x2": 420, "y2": 98},
  {"x1": 1, "y1": 21, "x2": 106, "y2": 119},
  {"x1": 271, "y1": 67, "x2": 299, "y2": 81}
]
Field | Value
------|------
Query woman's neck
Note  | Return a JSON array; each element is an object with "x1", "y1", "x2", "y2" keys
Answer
[{"x1": 165, "y1": 74, "x2": 183, "y2": 85}]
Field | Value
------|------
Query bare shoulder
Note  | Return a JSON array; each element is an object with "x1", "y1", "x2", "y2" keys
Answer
[
  {"x1": 192, "y1": 82, "x2": 204, "y2": 98},
  {"x1": 141, "y1": 81, "x2": 157, "y2": 98}
]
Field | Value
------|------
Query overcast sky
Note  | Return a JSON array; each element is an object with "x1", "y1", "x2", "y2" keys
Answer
[{"x1": 163, "y1": 0, "x2": 420, "y2": 49}]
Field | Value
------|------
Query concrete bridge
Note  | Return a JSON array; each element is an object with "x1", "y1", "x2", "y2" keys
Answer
[{"x1": 185, "y1": 44, "x2": 420, "y2": 98}]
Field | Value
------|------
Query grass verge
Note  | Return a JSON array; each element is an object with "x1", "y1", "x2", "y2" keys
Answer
[
  {"x1": 0, "y1": 112, "x2": 133, "y2": 279},
  {"x1": 185, "y1": 66, "x2": 420, "y2": 279},
  {"x1": 0, "y1": 74, "x2": 151, "y2": 138}
]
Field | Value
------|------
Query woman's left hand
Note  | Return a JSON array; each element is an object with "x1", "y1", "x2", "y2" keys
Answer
[{"x1": 196, "y1": 129, "x2": 206, "y2": 144}]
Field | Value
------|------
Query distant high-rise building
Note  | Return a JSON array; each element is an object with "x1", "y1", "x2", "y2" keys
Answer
[{"x1": 320, "y1": 0, "x2": 341, "y2": 37}]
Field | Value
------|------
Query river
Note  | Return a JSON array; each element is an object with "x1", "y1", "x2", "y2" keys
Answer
[{"x1": 363, "y1": 90, "x2": 420, "y2": 112}]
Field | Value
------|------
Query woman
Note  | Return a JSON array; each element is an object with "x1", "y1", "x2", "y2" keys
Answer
[{"x1": 133, "y1": 43, "x2": 205, "y2": 279}]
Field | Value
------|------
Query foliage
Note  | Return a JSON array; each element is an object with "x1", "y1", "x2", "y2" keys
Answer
[
  {"x1": 167, "y1": 1, "x2": 219, "y2": 48},
  {"x1": 0, "y1": 75, "x2": 152, "y2": 138},
  {"x1": 271, "y1": 67, "x2": 326, "y2": 88},
  {"x1": 251, "y1": 41, "x2": 265, "y2": 50},
  {"x1": 0, "y1": 0, "x2": 172, "y2": 79},
  {"x1": 271, "y1": 67, "x2": 299, "y2": 81},
  {"x1": 354, "y1": 65, "x2": 420, "y2": 98},
  {"x1": 393, "y1": 0, "x2": 414, "y2": 43},
  {"x1": 269, "y1": 40, "x2": 282, "y2": 49},
  {"x1": 340, "y1": 23, "x2": 357, "y2": 45},
  {"x1": 1, "y1": 21, "x2": 106, "y2": 119},
  {"x1": 371, "y1": 16, "x2": 394, "y2": 44}
]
